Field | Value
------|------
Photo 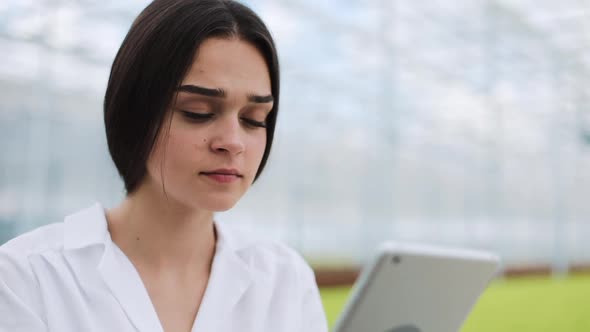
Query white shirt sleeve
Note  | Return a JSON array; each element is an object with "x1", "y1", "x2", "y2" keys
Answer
[
  {"x1": 0, "y1": 250, "x2": 48, "y2": 332},
  {"x1": 299, "y1": 262, "x2": 329, "y2": 332}
]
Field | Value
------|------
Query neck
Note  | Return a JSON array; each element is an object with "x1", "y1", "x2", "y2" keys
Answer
[{"x1": 106, "y1": 184, "x2": 217, "y2": 275}]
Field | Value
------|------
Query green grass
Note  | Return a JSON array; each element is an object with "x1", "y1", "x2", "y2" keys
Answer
[{"x1": 319, "y1": 274, "x2": 590, "y2": 332}]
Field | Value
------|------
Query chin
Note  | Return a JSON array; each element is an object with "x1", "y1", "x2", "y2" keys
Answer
[
  {"x1": 206, "y1": 202, "x2": 236, "y2": 212},
  {"x1": 194, "y1": 196, "x2": 240, "y2": 212}
]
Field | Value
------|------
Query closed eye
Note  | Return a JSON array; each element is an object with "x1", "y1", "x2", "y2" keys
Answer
[
  {"x1": 179, "y1": 110, "x2": 214, "y2": 122},
  {"x1": 241, "y1": 118, "x2": 266, "y2": 129}
]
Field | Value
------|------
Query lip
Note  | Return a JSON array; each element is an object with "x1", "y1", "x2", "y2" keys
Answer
[
  {"x1": 200, "y1": 168, "x2": 243, "y2": 184},
  {"x1": 201, "y1": 168, "x2": 243, "y2": 176}
]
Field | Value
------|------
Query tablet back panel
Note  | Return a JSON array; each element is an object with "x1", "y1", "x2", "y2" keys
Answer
[{"x1": 333, "y1": 243, "x2": 500, "y2": 332}]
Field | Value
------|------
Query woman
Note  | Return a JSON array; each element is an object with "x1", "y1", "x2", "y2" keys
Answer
[{"x1": 0, "y1": 1, "x2": 328, "y2": 331}]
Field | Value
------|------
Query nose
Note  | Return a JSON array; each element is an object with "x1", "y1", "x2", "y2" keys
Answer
[{"x1": 209, "y1": 117, "x2": 245, "y2": 155}]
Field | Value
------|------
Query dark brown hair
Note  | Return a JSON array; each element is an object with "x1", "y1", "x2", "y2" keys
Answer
[{"x1": 104, "y1": 0, "x2": 279, "y2": 193}]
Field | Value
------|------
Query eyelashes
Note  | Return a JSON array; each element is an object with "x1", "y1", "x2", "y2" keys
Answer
[
  {"x1": 179, "y1": 110, "x2": 266, "y2": 128},
  {"x1": 179, "y1": 110, "x2": 214, "y2": 122},
  {"x1": 241, "y1": 118, "x2": 267, "y2": 128}
]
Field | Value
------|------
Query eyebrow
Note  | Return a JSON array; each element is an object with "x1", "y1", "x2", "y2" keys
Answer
[
  {"x1": 177, "y1": 84, "x2": 273, "y2": 104},
  {"x1": 247, "y1": 94, "x2": 274, "y2": 103}
]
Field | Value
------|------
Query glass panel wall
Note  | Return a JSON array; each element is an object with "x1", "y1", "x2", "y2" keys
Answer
[{"x1": 1, "y1": 0, "x2": 589, "y2": 272}]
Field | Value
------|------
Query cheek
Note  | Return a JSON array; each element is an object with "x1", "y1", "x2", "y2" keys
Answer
[
  {"x1": 146, "y1": 134, "x2": 167, "y2": 176},
  {"x1": 147, "y1": 131, "x2": 199, "y2": 176},
  {"x1": 249, "y1": 134, "x2": 267, "y2": 164},
  {"x1": 165, "y1": 132, "x2": 205, "y2": 166}
]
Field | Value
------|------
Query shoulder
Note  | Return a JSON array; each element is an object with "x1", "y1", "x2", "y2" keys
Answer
[
  {"x1": 216, "y1": 223, "x2": 328, "y2": 331},
  {"x1": 1, "y1": 202, "x2": 109, "y2": 261},
  {"x1": 0, "y1": 222, "x2": 65, "y2": 289},
  {"x1": 0, "y1": 222, "x2": 64, "y2": 322},
  {"x1": 217, "y1": 222, "x2": 316, "y2": 284},
  {"x1": 245, "y1": 239, "x2": 314, "y2": 277},
  {"x1": 0, "y1": 222, "x2": 65, "y2": 260}
]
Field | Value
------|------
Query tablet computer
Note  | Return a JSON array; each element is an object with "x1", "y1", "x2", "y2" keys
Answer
[{"x1": 332, "y1": 242, "x2": 500, "y2": 332}]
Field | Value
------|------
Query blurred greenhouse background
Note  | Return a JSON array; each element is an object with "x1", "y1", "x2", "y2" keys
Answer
[{"x1": 1, "y1": 0, "x2": 590, "y2": 274}]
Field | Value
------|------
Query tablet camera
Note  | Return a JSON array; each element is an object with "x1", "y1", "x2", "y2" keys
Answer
[
  {"x1": 391, "y1": 255, "x2": 401, "y2": 264},
  {"x1": 386, "y1": 324, "x2": 421, "y2": 332}
]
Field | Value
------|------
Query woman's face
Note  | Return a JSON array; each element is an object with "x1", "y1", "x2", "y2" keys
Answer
[{"x1": 145, "y1": 37, "x2": 273, "y2": 212}]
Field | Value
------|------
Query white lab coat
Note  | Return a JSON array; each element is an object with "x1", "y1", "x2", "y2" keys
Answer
[{"x1": 0, "y1": 203, "x2": 328, "y2": 332}]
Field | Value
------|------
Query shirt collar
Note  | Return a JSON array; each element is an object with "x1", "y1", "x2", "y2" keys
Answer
[
  {"x1": 63, "y1": 202, "x2": 110, "y2": 250},
  {"x1": 62, "y1": 203, "x2": 255, "y2": 332}
]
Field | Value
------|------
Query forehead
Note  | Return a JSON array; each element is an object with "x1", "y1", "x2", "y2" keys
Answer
[{"x1": 181, "y1": 37, "x2": 271, "y2": 95}]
